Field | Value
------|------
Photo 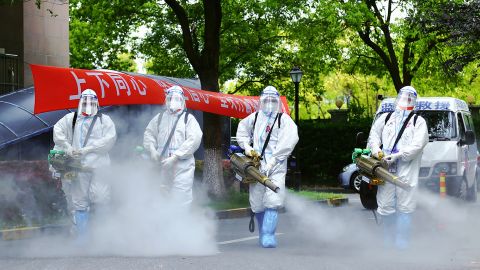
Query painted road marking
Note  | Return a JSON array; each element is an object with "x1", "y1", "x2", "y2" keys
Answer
[{"x1": 217, "y1": 233, "x2": 284, "y2": 245}]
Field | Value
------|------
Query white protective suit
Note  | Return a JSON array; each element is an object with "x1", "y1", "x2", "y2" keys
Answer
[
  {"x1": 53, "y1": 99, "x2": 117, "y2": 212},
  {"x1": 143, "y1": 86, "x2": 203, "y2": 205},
  {"x1": 368, "y1": 91, "x2": 428, "y2": 215},
  {"x1": 236, "y1": 88, "x2": 299, "y2": 213}
]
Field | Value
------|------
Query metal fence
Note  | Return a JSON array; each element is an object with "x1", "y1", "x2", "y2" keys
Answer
[{"x1": 0, "y1": 53, "x2": 20, "y2": 95}]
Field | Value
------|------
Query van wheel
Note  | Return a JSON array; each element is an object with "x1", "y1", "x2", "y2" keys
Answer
[
  {"x1": 456, "y1": 178, "x2": 468, "y2": 201},
  {"x1": 467, "y1": 176, "x2": 478, "y2": 202},
  {"x1": 359, "y1": 181, "x2": 378, "y2": 210}
]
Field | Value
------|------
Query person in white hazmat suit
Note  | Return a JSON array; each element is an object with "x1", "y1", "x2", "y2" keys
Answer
[
  {"x1": 236, "y1": 86, "x2": 299, "y2": 248},
  {"x1": 144, "y1": 85, "x2": 202, "y2": 206},
  {"x1": 367, "y1": 86, "x2": 428, "y2": 249},
  {"x1": 52, "y1": 89, "x2": 117, "y2": 239}
]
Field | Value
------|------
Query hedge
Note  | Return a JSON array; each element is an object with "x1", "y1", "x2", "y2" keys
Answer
[
  {"x1": 296, "y1": 119, "x2": 372, "y2": 185},
  {"x1": 0, "y1": 161, "x2": 66, "y2": 228}
]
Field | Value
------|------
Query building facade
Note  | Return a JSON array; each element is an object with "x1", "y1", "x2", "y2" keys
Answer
[{"x1": 0, "y1": 0, "x2": 69, "y2": 94}]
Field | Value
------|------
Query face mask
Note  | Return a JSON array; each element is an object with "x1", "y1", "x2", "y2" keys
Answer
[
  {"x1": 166, "y1": 94, "x2": 185, "y2": 114},
  {"x1": 168, "y1": 99, "x2": 183, "y2": 113},
  {"x1": 395, "y1": 89, "x2": 417, "y2": 111},
  {"x1": 78, "y1": 95, "x2": 98, "y2": 116},
  {"x1": 263, "y1": 101, "x2": 278, "y2": 115},
  {"x1": 260, "y1": 96, "x2": 279, "y2": 115}
]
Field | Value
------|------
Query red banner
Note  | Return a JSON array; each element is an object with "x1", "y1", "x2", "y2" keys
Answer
[{"x1": 31, "y1": 64, "x2": 290, "y2": 118}]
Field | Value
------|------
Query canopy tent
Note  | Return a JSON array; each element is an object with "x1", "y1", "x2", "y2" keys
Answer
[{"x1": 0, "y1": 73, "x2": 204, "y2": 150}]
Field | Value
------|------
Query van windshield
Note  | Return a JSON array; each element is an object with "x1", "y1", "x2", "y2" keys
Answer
[
  {"x1": 375, "y1": 111, "x2": 457, "y2": 140},
  {"x1": 416, "y1": 111, "x2": 457, "y2": 140}
]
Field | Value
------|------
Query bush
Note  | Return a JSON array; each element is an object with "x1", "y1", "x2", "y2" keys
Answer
[{"x1": 0, "y1": 160, "x2": 66, "y2": 228}]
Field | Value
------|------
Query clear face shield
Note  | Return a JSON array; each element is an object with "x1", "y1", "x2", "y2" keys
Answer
[
  {"x1": 78, "y1": 94, "x2": 98, "y2": 116},
  {"x1": 166, "y1": 92, "x2": 185, "y2": 114},
  {"x1": 395, "y1": 88, "x2": 417, "y2": 111},
  {"x1": 260, "y1": 94, "x2": 280, "y2": 115}
]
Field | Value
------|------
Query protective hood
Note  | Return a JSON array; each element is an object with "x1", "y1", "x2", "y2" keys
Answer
[{"x1": 259, "y1": 86, "x2": 280, "y2": 115}]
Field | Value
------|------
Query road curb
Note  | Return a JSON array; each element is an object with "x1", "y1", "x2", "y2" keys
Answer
[
  {"x1": 0, "y1": 226, "x2": 41, "y2": 241},
  {"x1": 0, "y1": 224, "x2": 69, "y2": 241},
  {"x1": 216, "y1": 197, "x2": 349, "y2": 219}
]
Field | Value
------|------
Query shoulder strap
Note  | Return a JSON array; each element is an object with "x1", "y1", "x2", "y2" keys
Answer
[
  {"x1": 414, "y1": 114, "x2": 418, "y2": 126},
  {"x1": 160, "y1": 111, "x2": 184, "y2": 158},
  {"x1": 184, "y1": 110, "x2": 189, "y2": 140},
  {"x1": 71, "y1": 111, "x2": 78, "y2": 145},
  {"x1": 391, "y1": 111, "x2": 415, "y2": 151},
  {"x1": 72, "y1": 111, "x2": 78, "y2": 131},
  {"x1": 252, "y1": 112, "x2": 259, "y2": 135},
  {"x1": 384, "y1": 111, "x2": 393, "y2": 125},
  {"x1": 278, "y1": 113, "x2": 282, "y2": 128},
  {"x1": 184, "y1": 110, "x2": 189, "y2": 124},
  {"x1": 250, "y1": 112, "x2": 259, "y2": 147},
  {"x1": 260, "y1": 113, "x2": 280, "y2": 159},
  {"x1": 82, "y1": 115, "x2": 99, "y2": 148},
  {"x1": 156, "y1": 110, "x2": 166, "y2": 132}
]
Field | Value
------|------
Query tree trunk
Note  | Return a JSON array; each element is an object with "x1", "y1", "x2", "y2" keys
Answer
[
  {"x1": 165, "y1": 0, "x2": 225, "y2": 198},
  {"x1": 202, "y1": 113, "x2": 226, "y2": 198},
  {"x1": 199, "y1": 73, "x2": 226, "y2": 199}
]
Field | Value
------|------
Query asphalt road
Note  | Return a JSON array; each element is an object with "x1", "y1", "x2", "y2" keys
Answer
[{"x1": 1, "y1": 192, "x2": 480, "y2": 270}]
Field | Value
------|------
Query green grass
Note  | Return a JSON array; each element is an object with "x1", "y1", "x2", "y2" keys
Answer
[
  {"x1": 294, "y1": 190, "x2": 345, "y2": 201},
  {"x1": 207, "y1": 190, "x2": 346, "y2": 210}
]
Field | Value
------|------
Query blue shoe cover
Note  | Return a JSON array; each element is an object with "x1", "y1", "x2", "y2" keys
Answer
[
  {"x1": 73, "y1": 210, "x2": 89, "y2": 245},
  {"x1": 381, "y1": 213, "x2": 396, "y2": 248},
  {"x1": 260, "y1": 208, "x2": 278, "y2": 248},
  {"x1": 395, "y1": 212, "x2": 412, "y2": 250},
  {"x1": 255, "y1": 212, "x2": 265, "y2": 241}
]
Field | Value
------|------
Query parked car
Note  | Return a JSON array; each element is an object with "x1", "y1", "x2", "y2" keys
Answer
[
  {"x1": 354, "y1": 97, "x2": 478, "y2": 209},
  {"x1": 338, "y1": 163, "x2": 362, "y2": 192}
]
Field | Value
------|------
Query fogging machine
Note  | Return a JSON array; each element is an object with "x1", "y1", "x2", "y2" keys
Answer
[
  {"x1": 48, "y1": 149, "x2": 89, "y2": 179},
  {"x1": 228, "y1": 146, "x2": 280, "y2": 193},
  {"x1": 352, "y1": 148, "x2": 411, "y2": 190}
]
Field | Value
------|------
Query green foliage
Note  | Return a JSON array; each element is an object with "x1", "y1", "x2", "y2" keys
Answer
[
  {"x1": 318, "y1": 0, "x2": 480, "y2": 91},
  {"x1": 69, "y1": 0, "x2": 151, "y2": 69}
]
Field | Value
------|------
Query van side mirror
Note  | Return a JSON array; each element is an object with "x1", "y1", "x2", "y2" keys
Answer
[
  {"x1": 356, "y1": 132, "x2": 367, "y2": 148},
  {"x1": 463, "y1": 130, "x2": 476, "y2": 145}
]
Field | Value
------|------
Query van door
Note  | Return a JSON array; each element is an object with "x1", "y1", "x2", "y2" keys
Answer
[{"x1": 463, "y1": 113, "x2": 477, "y2": 186}]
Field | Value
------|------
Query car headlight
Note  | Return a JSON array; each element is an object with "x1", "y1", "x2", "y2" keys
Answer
[{"x1": 432, "y1": 162, "x2": 457, "y2": 176}]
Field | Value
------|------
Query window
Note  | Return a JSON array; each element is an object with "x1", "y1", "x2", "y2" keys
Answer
[
  {"x1": 416, "y1": 111, "x2": 457, "y2": 140},
  {"x1": 457, "y1": 112, "x2": 466, "y2": 140}
]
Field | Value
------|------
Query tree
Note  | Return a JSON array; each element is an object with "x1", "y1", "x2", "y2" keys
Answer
[
  {"x1": 414, "y1": 0, "x2": 480, "y2": 75},
  {"x1": 162, "y1": 0, "x2": 226, "y2": 197},
  {"x1": 329, "y1": 0, "x2": 478, "y2": 92},
  {"x1": 69, "y1": 0, "x2": 150, "y2": 70},
  {"x1": 70, "y1": 0, "x2": 342, "y2": 197}
]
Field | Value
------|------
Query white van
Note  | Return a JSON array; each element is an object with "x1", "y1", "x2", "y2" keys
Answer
[{"x1": 359, "y1": 97, "x2": 478, "y2": 208}]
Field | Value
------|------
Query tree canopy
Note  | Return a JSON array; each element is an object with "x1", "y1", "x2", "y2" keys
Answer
[{"x1": 68, "y1": 0, "x2": 480, "y2": 119}]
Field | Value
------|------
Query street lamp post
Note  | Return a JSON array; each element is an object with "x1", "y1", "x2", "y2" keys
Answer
[
  {"x1": 289, "y1": 67, "x2": 303, "y2": 191},
  {"x1": 289, "y1": 67, "x2": 303, "y2": 125}
]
